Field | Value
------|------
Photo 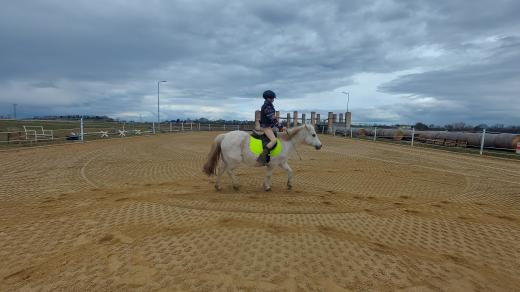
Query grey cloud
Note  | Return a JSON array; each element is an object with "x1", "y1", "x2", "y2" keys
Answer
[
  {"x1": 0, "y1": 0, "x2": 519, "y2": 124},
  {"x1": 379, "y1": 36, "x2": 520, "y2": 124}
]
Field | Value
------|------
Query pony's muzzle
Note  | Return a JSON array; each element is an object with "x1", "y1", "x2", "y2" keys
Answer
[{"x1": 315, "y1": 144, "x2": 322, "y2": 150}]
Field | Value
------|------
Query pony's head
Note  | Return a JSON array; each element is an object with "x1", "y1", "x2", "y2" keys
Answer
[
  {"x1": 286, "y1": 124, "x2": 322, "y2": 150},
  {"x1": 303, "y1": 123, "x2": 322, "y2": 150}
]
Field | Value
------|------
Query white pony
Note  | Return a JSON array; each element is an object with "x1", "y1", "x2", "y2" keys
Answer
[{"x1": 203, "y1": 124, "x2": 322, "y2": 191}]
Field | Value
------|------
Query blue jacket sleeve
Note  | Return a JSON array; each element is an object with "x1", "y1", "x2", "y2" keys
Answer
[{"x1": 261, "y1": 102, "x2": 281, "y2": 128}]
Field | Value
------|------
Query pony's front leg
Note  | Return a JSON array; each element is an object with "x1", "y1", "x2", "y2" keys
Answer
[
  {"x1": 263, "y1": 164, "x2": 275, "y2": 191},
  {"x1": 280, "y1": 161, "x2": 293, "y2": 190}
]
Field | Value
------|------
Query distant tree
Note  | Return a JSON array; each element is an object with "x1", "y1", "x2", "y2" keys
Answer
[
  {"x1": 473, "y1": 124, "x2": 488, "y2": 131},
  {"x1": 414, "y1": 122, "x2": 429, "y2": 131},
  {"x1": 451, "y1": 122, "x2": 466, "y2": 131}
]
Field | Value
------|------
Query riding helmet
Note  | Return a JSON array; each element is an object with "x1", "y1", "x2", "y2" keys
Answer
[{"x1": 262, "y1": 90, "x2": 276, "y2": 99}]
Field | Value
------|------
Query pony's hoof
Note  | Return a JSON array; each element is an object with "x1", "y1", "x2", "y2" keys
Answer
[
  {"x1": 287, "y1": 184, "x2": 292, "y2": 190},
  {"x1": 264, "y1": 187, "x2": 271, "y2": 192},
  {"x1": 215, "y1": 185, "x2": 222, "y2": 191},
  {"x1": 233, "y1": 185, "x2": 240, "y2": 191}
]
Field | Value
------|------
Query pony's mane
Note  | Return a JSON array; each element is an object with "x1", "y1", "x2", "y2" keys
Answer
[{"x1": 279, "y1": 125, "x2": 305, "y2": 141}]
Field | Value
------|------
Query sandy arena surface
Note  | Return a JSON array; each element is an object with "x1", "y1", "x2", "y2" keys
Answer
[{"x1": 1, "y1": 132, "x2": 520, "y2": 291}]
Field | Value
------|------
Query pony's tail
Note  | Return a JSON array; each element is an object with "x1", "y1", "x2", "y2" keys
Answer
[{"x1": 202, "y1": 134, "x2": 225, "y2": 176}]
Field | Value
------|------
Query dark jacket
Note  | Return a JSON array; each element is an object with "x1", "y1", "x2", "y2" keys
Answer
[{"x1": 260, "y1": 100, "x2": 279, "y2": 128}]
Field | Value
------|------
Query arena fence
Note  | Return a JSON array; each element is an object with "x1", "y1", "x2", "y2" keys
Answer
[
  {"x1": 320, "y1": 122, "x2": 520, "y2": 159},
  {"x1": 259, "y1": 112, "x2": 519, "y2": 159},
  {"x1": 0, "y1": 119, "x2": 255, "y2": 150},
  {"x1": 1, "y1": 117, "x2": 519, "y2": 159}
]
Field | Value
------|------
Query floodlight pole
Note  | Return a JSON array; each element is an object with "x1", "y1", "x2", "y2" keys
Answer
[
  {"x1": 157, "y1": 80, "x2": 167, "y2": 129},
  {"x1": 341, "y1": 91, "x2": 350, "y2": 130},
  {"x1": 341, "y1": 91, "x2": 350, "y2": 114}
]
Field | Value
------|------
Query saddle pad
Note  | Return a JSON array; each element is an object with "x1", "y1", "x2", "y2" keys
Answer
[{"x1": 249, "y1": 137, "x2": 283, "y2": 157}]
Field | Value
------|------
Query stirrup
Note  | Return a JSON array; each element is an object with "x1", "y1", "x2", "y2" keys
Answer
[{"x1": 256, "y1": 147, "x2": 271, "y2": 165}]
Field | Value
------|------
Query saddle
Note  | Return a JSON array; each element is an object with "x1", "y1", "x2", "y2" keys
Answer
[
  {"x1": 251, "y1": 129, "x2": 278, "y2": 149},
  {"x1": 249, "y1": 130, "x2": 283, "y2": 165}
]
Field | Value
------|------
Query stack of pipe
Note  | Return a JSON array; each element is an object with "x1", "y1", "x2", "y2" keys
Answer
[
  {"x1": 337, "y1": 127, "x2": 520, "y2": 150},
  {"x1": 415, "y1": 131, "x2": 520, "y2": 149}
]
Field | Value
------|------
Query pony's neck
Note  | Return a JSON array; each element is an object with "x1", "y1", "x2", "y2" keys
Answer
[{"x1": 284, "y1": 126, "x2": 306, "y2": 144}]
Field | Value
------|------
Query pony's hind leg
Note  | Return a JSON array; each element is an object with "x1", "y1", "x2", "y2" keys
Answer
[
  {"x1": 215, "y1": 161, "x2": 227, "y2": 191},
  {"x1": 227, "y1": 168, "x2": 240, "y2": 191}
]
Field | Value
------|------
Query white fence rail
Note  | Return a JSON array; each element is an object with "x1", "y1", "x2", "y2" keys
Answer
[
  {"x1": 1, "y1": 118, "x2": 518, "y2": 158},
  {"x1": 320, "y1": 122, "x2": 520, "y2": 158},
  {"x1": 0, "y1": 119, "x2": 255, "y2": 149}
]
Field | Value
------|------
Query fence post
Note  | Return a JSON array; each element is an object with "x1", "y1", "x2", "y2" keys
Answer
[
  {"x1": 480, "y1": 129, "x2": 486, "y2": 155},
  {"x1": 224, "y1": 124, "x2": 226, "y2": 131},
  {"x1": 373, "y1": 127, "x2": 377, "y2": 142},
  {"x1": 350, "y1": 127, "x2": 353, "y2": 138},
  {"x1": 153, "y1": 122, "x2": 155, "y2": 134},
  {"x1": 80, "y1": 117, "x2": 84, "y2": 142},
  {"x1": 208, "y1": 123, "x2": 211, "y2": 131},
  {"x1": 198, "y1": 123, "x2": 200, "y2": 131},
  {"x1": 191, "y1": 122, "x2": 193, "y2": 131},
  {"x1": 411, "y1": 127, "x2": 415, "y2": 147},
  {"x1": 237, "y1": 125, "x2": 239, "y2": 130},
  {"x1": 255, "y1": 111, "x2": 261, "y2": 129},
  {"x1": 327, "y1": 112, "x2": 333, "y2": 134},
  {"x1": 181, "y1": 122, "x2": 184, "y2": 131},
  {"x1": 345, "y1": 112, "x2": 352, "y2": 128},
  {"x1": 169, "y1": 122, "x2": 172, "y2": 132}
]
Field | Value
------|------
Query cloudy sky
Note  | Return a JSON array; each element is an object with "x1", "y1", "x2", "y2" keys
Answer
[{"x1": 0, "y1": 0, "x2": 519, "y2": 125}]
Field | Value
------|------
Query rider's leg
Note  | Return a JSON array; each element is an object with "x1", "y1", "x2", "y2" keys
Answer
[
  {"x1": 257, "y1": 127, "x2": 276, "y2": 165},
  {"x1": 264, "y1": 127, "x2": 276, "y2": 149}
]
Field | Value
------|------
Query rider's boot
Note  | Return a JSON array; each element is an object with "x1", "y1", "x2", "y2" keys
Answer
[{"x1": 256, "y1": 146, "x2": 271, "y2": 165}]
